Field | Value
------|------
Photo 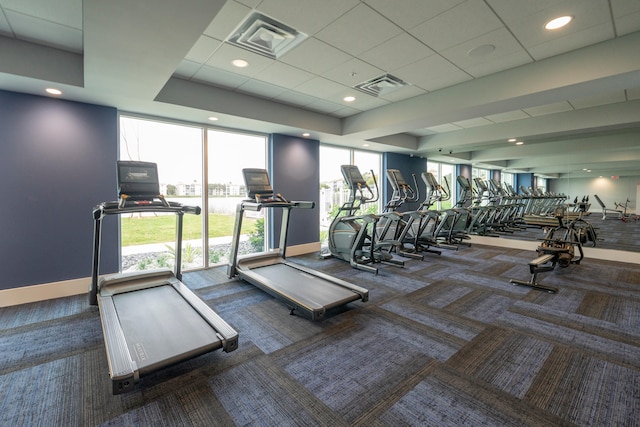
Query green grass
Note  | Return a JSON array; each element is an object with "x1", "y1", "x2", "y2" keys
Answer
[{"x1": 121, "y1": 213, "x2": 257, "y2": 246}]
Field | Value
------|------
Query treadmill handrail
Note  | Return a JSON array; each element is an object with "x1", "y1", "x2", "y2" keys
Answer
[{"x1": 240, "y1": 199, "x2": 314, "y2": 212}]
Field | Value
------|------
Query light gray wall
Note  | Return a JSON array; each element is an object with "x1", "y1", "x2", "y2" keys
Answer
[{"x1": 550, "y1": 176, "x2": 640, "y2": 214}]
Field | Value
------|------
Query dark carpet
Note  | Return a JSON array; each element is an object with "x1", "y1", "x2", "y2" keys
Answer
[{"x1": 1, "y1": 242, "x2": 639, "y2": 426}]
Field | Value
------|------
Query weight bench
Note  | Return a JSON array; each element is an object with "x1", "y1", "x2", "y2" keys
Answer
[
  {"x1": 510, "y1": 252, "x2": 559, "y2": 293},
  {"x1": 593, "y1": 194, "x2": 623, "y2": 220}
]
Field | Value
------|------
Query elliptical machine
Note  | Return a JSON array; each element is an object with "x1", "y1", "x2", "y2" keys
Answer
[
  {"x1": 509, "y1": 206, "x2": 584, "y2": 293},
  {"x1": 322, "y1": 165, "x2": 404, "y2": 274}
]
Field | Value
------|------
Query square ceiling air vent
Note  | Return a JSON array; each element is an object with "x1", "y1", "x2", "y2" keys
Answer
[
  {"x1": 227, "y1": 12, "x2": 307, "y2": 59},
  {"x1": 354, "y1": 74, "x2": 409, "y2": 97}
]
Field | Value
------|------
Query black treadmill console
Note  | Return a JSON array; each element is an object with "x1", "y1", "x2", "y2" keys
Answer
[
  {"x1": 242, "y1": 168, "x2": 289, "y2": 203},
  {"x1": 117, "y1": 161, "x2": 161, "y2": 201},
  {"x1": 341, "y1": 165, "x2": 366, "y2": 188}
]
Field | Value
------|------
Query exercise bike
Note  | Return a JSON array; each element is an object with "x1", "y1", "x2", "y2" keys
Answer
[
  {"x1": 322, "y1": 165, "x2": 404, "y2": 275},
  {"x1": 509, "y1": 206, "x2": 584, "y2": 293}
]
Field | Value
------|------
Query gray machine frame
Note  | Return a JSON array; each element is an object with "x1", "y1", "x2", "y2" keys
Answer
[
  {"x1": 227, "y1": 168, "x2": 368, "y2": 320},
  {"x1": 90, "y1": 162, "x2": 238, "y2": 394}
]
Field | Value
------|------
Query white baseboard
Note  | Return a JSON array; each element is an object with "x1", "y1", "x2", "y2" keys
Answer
[
  {"x1": 469, "y1": 235, "x2": 640, "y2": 265},
  {"x1": 0, "y1": 242, "x2": 321, "y2": 308},
  {"x1": 0, "y1": 277, "x2": 90, "y2": 308}
]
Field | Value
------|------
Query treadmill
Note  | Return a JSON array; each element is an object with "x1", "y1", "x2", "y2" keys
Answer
[
  {"x1": 90, "y1": 161, "x2": 238, "y2": 394},
  {"x1": 227, "y1": 168, "x2": 368, "y2": 321}
]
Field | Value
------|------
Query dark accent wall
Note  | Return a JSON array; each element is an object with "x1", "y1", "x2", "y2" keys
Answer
[
  {"x1": 0, "y1": 90, "x2": 118, "y2": 290},
  {"x1": 269, "y1": 134, "x2": 320, "y2": 248},
  {"x1": 515, "y1": 173, "x2": 534, "y2": 193},
  {"x1": 383, "y1": 153, "x2": 425, "y2": 212}
]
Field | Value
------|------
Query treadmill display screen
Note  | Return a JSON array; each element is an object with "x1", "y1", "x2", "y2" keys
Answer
[
  {"x1": 117, "y1": 161, "x2": 160, "y2": 197},
  {"x1": 342, "y1": 165, "x2": 365, "y2": 186},
  {"x1": 243, "y1": 168, "x2": 273, "y2": 198}
]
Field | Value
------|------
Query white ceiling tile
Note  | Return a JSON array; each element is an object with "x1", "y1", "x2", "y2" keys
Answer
[
  {"x1": 234, "y1": 0, "x2": 261, "y2": 8},
  {"x1": 192, "y1": 65, "x2": 249, "y2": 89},
  {"x1": 484, "y1": 110, "x2": 531, "y2": 123},
  {"x1": 527, "y1": 23, "x2": 614, "y2": 60},
  {"x1": 236, "y1": 79, "x2": 287, "y2": 99},
  {"x1": 0, "y1": 10, "x2": 10, "y2": 35},
  {"x1": 409, "y1": 0, "x2": 503, "y2": 51},
  {"x1": 463, "y1": 50, "x2": 532, "y2": 78},
  {"x1": 378, "y1": 84, "x2": 426, "y2": 103},
  {"x1": 279, "y1": 37, "x2": 352, "y2": 75},
  {"x1": 305, "y1": 99, "x2": 345, "y2": 114},
  {"x1": 569, "y1": 91, "x2": 627, "y2": 110},
  {"x1": 294, "y1": 76, "x2": 351, "y2": 100},
  {"x1": 359, "y1": 32, "x2": 435, "y2": 71},
  {"x1": 627, "y1": 87, "x2": 640, "y2": 101},
  {"x1": 6, "y1": 11, "x2": 82, "y2": 53},
  {"x1": 364, "y1": 0, "x2": 465, "y2": 30},
  {"x1": 204, "y1": 43, "x2": 274, "y2": 77},
  {"x1": 426, "y1": 123, "x2": 463, "y2": 133},
  {"x1": 1, "y1": 0, "x2": 82, "y2": 29},
  {"x1": 439, "y1": 28, "x2": 526, "y2": 71},
  {"x1": 393, "y1": 54, "x2": 471, "y2": 91},
  {"x1": 322, "y1": 58, "x2": 384, "y2": 87},
  {"x1": 347, "y1": 93, "x2": 390, "y2": 111},
  {"x1": 490, "y1": 0, "x2": 612, "y2": 49},
  {"x1": 185, "y1": 35, "x2": 222, "y2": 64},
  {"x1": 257, "y1": 61, "x2": 316, "y2": 88},
  {"x1": 523, "y1": 101, "x2": 573, "y2": 117},
  {"x1": 452, "y1": 117, "x2": 495, "y2": 128},
  {"x1": 331, "y1": 106, "x2": 362, "y2": 117},
  {"x1": 274, "y1": 90, "x2": 319, "y2": 107},
  {"x1": 174, "y1": 60, "x2": 202, "y2": 79},
  {"x1": 315, "y1": 3, "x2": 403, "y2": 56},
  {"x1": 257, "y1": 0, "x2": 360, "y2": 35},
  {"x1": 203, "y1": 1, "x2": 251, "y2": 41},
  {"x1": 611, "y1": 0, "x2": 640, "y2": 35}
]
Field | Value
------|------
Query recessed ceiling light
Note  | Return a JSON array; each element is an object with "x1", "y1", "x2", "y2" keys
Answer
[
  {"x1": 208, "y1": 116, "x2": 219, "y2": 121},
  {"x1": 545, "y1": 16, "x2": 572, "y2": 30},
  {"x1": 343, "y1": 96, "x2": 356, "y2": 102},
  {"x1": 46, "y1": 88, "x2": 62, "y2": 95},
  {"x1": 508, "y1": 138, "x2": 517, "y2": 142},
  {"x1": 302, "y1": 133, "x2": 310, "y2": 137},
  {"x1": 232, "y1": 59, "x2": 249, "y2": 68},
  {"x1": 362, "y1": 143, "x2": 369, "y2": 147},
  {"x1": 515, "y1": 141, "x2": 524, "y2": 145}
]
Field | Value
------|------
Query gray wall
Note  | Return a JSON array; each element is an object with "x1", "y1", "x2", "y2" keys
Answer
[{"x1": 0, "y1": 90, "x2": 118, "y2": 290}]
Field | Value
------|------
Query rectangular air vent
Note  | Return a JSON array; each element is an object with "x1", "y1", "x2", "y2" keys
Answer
[
  {"x1": 227, "y1": 12, "x2": 307, "y2": 59},
  {"x1": 354, "y1": 74, "x2": 409, "y2": 97}
]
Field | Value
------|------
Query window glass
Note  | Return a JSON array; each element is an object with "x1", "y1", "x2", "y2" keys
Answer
[
  {"x1": 119, "y1": 116, "x2": 203, "y2": 272},
  {"x1": 207, "y1": 129, "x2": 267, "y2": 263}
]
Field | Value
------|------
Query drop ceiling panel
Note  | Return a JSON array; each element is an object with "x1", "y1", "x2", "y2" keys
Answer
[
  {"x1": 279, "y1": 37, "x2": 352, "y2": 75},
  {"x1": 1, "y1": 0, "x2": 82, "y2": 29},
  {"x1": 236, "y1": 79, "x2": 287, "y2": 99},
  {"x1": 257, "y1": 61, "x2": 315, "y2": 88},
  {"x1": 204, "y1": 42, "x2": 274, "y2": 77},
  {"x1": 203, "y1": 1, "x2": 251, "y2": 41},
  {"x1": 528, "y1": 22, "x2": 614, "y2": 60},
  {"x1": 192, "y1": 65, "x2": 249, "y2": 89},
  {"x1": 0, "y1": 11, "x2": 11, "y2": 34},
  {"x1": 452, "y1": 117, "x2": 495, "y2": 128},
  {"x1": 379, "y1": 84, "x2": 426, "y2": 103},
  {"x1": 485, "y1": 110, "x2": 531, "y2": 123},
  {"x1": 257, "y1": 0, "x2": 359, "y2": 36},
  {"x1": 322, "y1": 57, "x2": 384, "y2": 87},
  {"x1": 611, "y1": 0, "x2": 640, "y2": 35},
  {"x1": 569, "y1": 91, "x2": 627, "y2": 110},
  {"x1": 627, "y1": 87, "x2": 640, "y2": 101},
  {"x1": 274, "y1": 90, "x2": 319, "y2": 107},
  {"x1": 364, "y1": 0, "x2": 465, "y2": 31},
  {"x1": 294, "y1": 76, "x2": 351, "y2": 100},
  {"x1": 185, "y1": 35, "x2": 222, "y2": 63},
  {"x1": 393, "y1": 54, "x2": 470, "y2": 91},
  {"x1": 5, "y1": 10, "x2": 82, "y2": 52},
  {"x1": 439, "y1": 27, "x2": 528, "y2": 71},
  {"x1": 489, "y1": 0, "x2": 614, "y2": 54},
  {"x1": 315, "y1": 3, "x2": 403, "y2": 56},
  {"x1": 359, "y1": 32, "x2": 435, "y2": 72},
  {"x1": 305, "y1": 99, "x2": 345, "y2": 114},
  {"x1": 464, "y1": 50, "x2": 532, "y2": 78},
  {"x1": 523, "y1": 101, "x2": 574, "y2": 117},
  {"x1": 409, "y1": 0, "x2": 503, "y2": 51},
  {"x1": 174, "y1": 60, "x2": 201, "y2": 79}
]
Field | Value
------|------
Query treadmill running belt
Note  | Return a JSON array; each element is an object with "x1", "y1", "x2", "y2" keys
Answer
[
  {"x1": 112, "y1": 285, "x2": 221, "y2": 374},
  {"x1": 250, "y1": 263, "x2": 359, "y2": 308}
]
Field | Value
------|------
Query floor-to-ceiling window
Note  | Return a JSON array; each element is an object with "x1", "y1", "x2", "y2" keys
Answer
[
  {"x1": 319, "y1": 145, "x2": 381, "y2": 245},
  {"x1": 426, "y1": 161, "x2": 455, "y2": 209},
  {"x1": 119, "y1": 116, "x2": 267, "y2": 272},
  {"x1": 207, "y1": 129, "x2": 267, "y2": 263}
]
